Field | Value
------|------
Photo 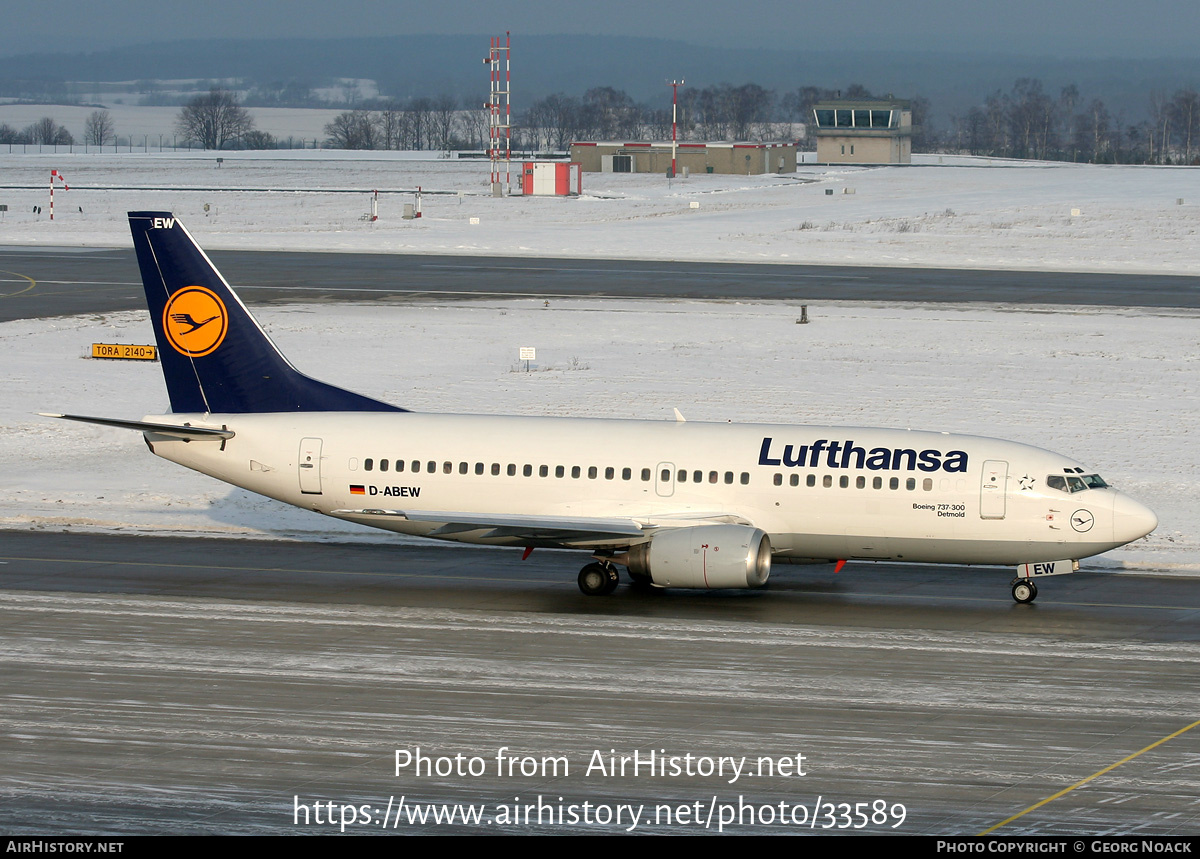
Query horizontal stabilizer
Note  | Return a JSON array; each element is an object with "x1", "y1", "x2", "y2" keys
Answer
[{"x1": 40, "y1": 413, "x2": 235, "y2": 440}]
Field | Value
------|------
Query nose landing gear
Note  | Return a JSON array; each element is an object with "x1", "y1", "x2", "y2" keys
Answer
[{"x1": 1011, "y1": 579, "x2": 1038, "y2": 604}]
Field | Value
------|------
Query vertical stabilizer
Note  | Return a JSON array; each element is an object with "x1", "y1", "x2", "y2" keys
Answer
[{"x1": 128, "y1": 211, "x2": 404, "y2": 414}]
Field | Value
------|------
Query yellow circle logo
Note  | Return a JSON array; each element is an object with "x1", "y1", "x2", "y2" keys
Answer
[{"x1": 162, "y1": 286, "x2": 228, "y2": 357}]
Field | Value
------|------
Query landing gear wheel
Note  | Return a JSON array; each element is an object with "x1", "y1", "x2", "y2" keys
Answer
[
  {"x1": 578, "y1": 562, "x2": 619, "y2": 596},
  {"x1": 1011, "y1": 579, "x2": 1038, "y2": 604}
]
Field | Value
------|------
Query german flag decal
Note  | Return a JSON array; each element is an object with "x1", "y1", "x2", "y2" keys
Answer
[{"x1": 349, "y1": 485, "x2": 366, "y2": 495}]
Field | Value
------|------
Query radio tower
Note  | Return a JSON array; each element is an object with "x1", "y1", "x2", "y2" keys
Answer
[{"x1": 485, "y1": 32, "x2": 512, "y2": 195}]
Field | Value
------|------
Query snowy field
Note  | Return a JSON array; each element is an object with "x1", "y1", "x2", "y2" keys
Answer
[
  {"x1": 0, "y1": 151, "x2": 1196, "y2": 575},
  {"x1": 3, "y1": 299, "x2": 1195, "y2": 573},
  {"x1": 0, "y1": 149, "x2": 1197, "y2": 272}
]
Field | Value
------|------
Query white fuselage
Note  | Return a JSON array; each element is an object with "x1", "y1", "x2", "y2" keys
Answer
[{"x1": 142, "y1": 411, "x2": 1156, "y2": 566}]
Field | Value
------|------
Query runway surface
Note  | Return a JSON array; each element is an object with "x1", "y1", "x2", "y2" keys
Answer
[
  {"x1": 2, "y1": 531, "x2": 1199, "y2": 835},
  {"x1": 3, "y1": 247, "x2": 1199, "y2": 835},
  {"x1": 3, "y1": 245, "x2": 1200, "y2": 323}
]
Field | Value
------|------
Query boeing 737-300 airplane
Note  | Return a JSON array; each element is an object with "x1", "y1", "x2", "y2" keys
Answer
[{"x1": 45, "y1": 212, "x2": 1158, "y2": 602}]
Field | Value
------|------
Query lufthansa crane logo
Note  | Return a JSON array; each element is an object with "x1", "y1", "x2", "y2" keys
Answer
[
  {"x1": 1070, "y1": 509, "x2": 1095, "y2": 533},
  {"x1": 162, "y1": 286, "x2": 228, "y2": 357}
]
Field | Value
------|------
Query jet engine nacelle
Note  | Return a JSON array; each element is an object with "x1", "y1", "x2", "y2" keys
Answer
[{"x1": 626, "y1": 524, "x2": 772, "y2": 589}]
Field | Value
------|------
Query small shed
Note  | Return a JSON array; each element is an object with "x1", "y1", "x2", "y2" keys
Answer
[{"x1": 521, "y1": 162, "x2": 582, "y2": 196}]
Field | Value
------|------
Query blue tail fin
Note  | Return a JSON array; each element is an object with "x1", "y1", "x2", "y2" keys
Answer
[{"x1": 129, "y1": 211, "x2": 404, "y2": 414}]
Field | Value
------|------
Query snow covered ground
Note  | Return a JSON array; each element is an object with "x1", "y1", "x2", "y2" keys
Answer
[
  {"x1": 3, "y1": 299, "x2": 1194, "y2": 573},
  {"x1": 0, "y1": 150, "x2": 1197, "y2": 273},
  {"x1": 0, "y1": 151, "x2": 1195, "y2": 574}
]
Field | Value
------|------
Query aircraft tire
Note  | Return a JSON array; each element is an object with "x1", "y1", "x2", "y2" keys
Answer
[
  {"x1": 578, "y1": 563, "x2": 611, "y2": 596},
  {"x1": 1011, "y1": 580, "x2": 1037, "y2": 604}
]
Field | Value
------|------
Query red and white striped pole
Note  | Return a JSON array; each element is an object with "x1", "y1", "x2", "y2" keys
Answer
[{"x1": 49, "y1": 170, "x2": 68, "y2": 220}]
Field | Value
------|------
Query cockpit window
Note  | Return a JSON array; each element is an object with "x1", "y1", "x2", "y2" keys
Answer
[{"x1": 1047, "y1": 474, "x2": 1104, "y2": 493}]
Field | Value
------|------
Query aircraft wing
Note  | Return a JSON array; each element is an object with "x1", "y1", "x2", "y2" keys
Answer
[{"x1": 329, "y1": 508, "x2": 754, "y2": 544}]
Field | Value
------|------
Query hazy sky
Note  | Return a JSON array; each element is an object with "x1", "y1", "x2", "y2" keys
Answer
[{"x1": 4, "y1": 0, "x2": 1199, "y2": 58}]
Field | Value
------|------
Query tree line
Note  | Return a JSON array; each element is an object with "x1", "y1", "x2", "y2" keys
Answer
[
  {"x1": 948, "y1": 79, "x2": 1200, "y2": 164},
  {"x1": 6, "y1": 79, "x2": 1199, "y2": 164}
]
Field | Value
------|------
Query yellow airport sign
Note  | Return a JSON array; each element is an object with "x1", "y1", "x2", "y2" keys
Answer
[{"x1": 91, "y1": 343, "x2": 158, "y2": 361}]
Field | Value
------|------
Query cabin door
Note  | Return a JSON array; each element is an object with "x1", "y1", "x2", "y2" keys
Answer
[
  {"x1": 979, "y1": 459, "x2": 1008, "y2": 519},
  {"x1": 299, "y1": 437, "x2": 324, "y2": 495}
]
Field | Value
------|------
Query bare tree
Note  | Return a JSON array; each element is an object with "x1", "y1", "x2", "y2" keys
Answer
[
  {"x1": 24, "y1": 116, "x2": 74, "y2": 145},
  {"x1": 240, "y1": 129, "x2": 277, "y2": 150},
  {"x1": 459, "y1": 98, "x2": 491, "y2": 150},
  {"x1": 376, "y1": 102, "x2": 403, "y2": 150},
  {"x1": 430, "y1": 94, "x2": 460, "y2": 151},
  {"x1": 1170, "y1": 88, "x2": 1200, "y2": 164},
  {"x1": 324, "y1": 110, "x2": 379, "y2": 149},
  {"x1": 406, "y1": 97, "x2": 433, "y2": 150},
  {"x1": 84, "y1": 110, "x2": 115, "y2": 146},
  {"x1": 176, "y1": 88, "x2": 255, "y2": 150}
]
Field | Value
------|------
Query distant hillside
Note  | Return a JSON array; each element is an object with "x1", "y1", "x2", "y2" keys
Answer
[{"x1": 1, "y1": 34, "x2": 1198, "y2": 127}]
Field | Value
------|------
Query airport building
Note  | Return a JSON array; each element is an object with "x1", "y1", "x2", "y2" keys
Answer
[
  {"x1": 811, "y1": 99, "x2": 912, "y2": 164},
  {"x1": 569, "y1": 141, "x2": 797, "y2": 175}
]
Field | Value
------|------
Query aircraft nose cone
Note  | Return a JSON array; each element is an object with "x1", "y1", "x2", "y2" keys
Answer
[{"x1": 1112, "y1": 493, "x2": 1158, "y2": 545}]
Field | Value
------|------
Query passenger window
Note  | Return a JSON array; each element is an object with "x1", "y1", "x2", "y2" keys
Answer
[
  {"x1": 411, "y1": 461, "x2": 419, "y2": 473},
  {"x1": 507, "y1": 464, "x2": 516, "y2": 476},
  {"x1": 773, "y1": 473, "x2": 782, "y2": 486},
  {"x1": 364, "y1": 458, "x2": 374, "y2": 471},
  {"x1": 474, "y1": 462, "x2": 484, "y2": 475},
  {"x1": 380, "y1": 459, "x2": 389, "y2": 472},
  {"x1": 458, "y1": 462, "x2": 467, "y2": 474},
  {"x1": 641, "y1": 468, "x2": 651, "y2": 482},
  {"x1": 427, "y1": 461, "x2": 436, "y2": 473},
  {"x1": 740, "y1": 473, "x2": 749, "y2": 485},
  {"x1": 839, "y1": 476, "x2": 848, "y2": 488},
  {"x1": 571, "y1": 466, "x2": 581, "y2": 478},
  {"x1": 693, "y1": 470, "x2": 702, "y2": 483},
  {"x1": 906, "y1": 478, "x2": 916, "y2": 490},
  {"x1": 605, "y1": 467, "x2": 614, "y2": 480},
  {"x1": 923, "y1": 478, "x2": 933, "y2": 491},
  {"x1": 622, "y1": 468, "x2": 631, "y2": 480},
  {"x1": 856, "y1": 476, "x2": 865, "y2": 489},
  {"x1": 444, "y1": 462, "x2": 453, "y2": 474},
  {"x1": 889, "y1": 477, "x2": 899, "y2": 490},
  {"x1": 539, "y1": 465, "x2": 549, "y2": 477},
  {"x1": 724, "y1": 472, "x2": 734, "y2": 484},
  {"x1": 523, "y1": 464, "x2": 532, "y2": 477},
  {"x1": 588, "y1": 466, "x2": 597, "y2": 479},
  {"x1": 348, "y1": 457, "x2": 359, "y2": 471},
  {"x1": 709, "y1": 471, "x2": 718, "y2": 484},
  {"x1": 806, "y1": 474, "x2": 816, "y2": 487},
  {"x1": 555, "y1": 465, "x2": 565, "y2": 478},
  {"x1": 679, "y1": 470, "x2": 689, "y2": 483},
  {"x1": 790, "y1": 474, "x2": 799, "y2": 487},
  {"x1": 397, "y1": 460, "x2": 406, "y2": 473},
  {"x1": 661, "y1": 468, "x2": 671, "y2": 482},
  {"x1": 823, "y1": 475, "x2": 832, "y2": 488},
  {"x1": 873, "y1": 477, "x2": 882, "y2": 489},
  {"x1": 492, "y1": 463, "x2": 500, "y2": 476}
]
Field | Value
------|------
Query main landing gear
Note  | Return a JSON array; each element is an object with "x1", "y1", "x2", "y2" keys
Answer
[
  {"x1": 1010, "y1": 578, "x2": 1038, "y2": 604},
  {"x1": 578, "y1": 561, "x2": 620, "y2": 596}
]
